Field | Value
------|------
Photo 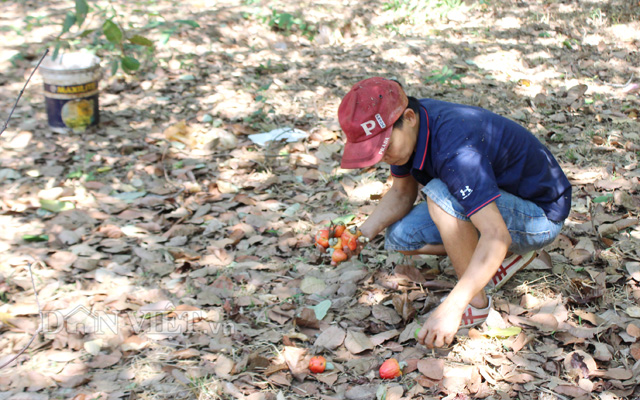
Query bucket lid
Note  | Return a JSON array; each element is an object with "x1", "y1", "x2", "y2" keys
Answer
[{"x1": 40, "y1": 52, "x2": 101, "y2": 72}]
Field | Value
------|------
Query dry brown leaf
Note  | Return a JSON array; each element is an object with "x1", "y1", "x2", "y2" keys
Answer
[
  {"x1": 268, "y1": 372, "x2": 292, "y2": 387},
  {"x1": 295, "y1": 308, "x2": 320, "y2": 329},
  {"x1": 268, "y1": 306, "x2": 294, "y2": 324},
  {"x1": 415, "y1": 375, "x2": 439, "y2": 388},
  {"x1": 504, "y1": 373, "x2": 534, "y2": 384},
  {"x1": 314, "y1": 325, "x2": 346, "y2": 350},
  {"x1": 314, "y1": 371, "x2": 338, "y2": 386},
  {"x1": 385, "y1": 385, "x2": 404, "y2": 400},
  {"x1": 442, "y1": 366, "x2": 474, "y2": 395},
  {"x1": 51, "y1": 363, "x2": 90, "y2": 388},
  {"x1": 627, "y1": 262, "x2": 640, "y2": 282},
  {"x1": 283, "y1": 346, "x2": 307, "y2": 380},
  {"x1": 164, "y1": 120, "x2": 195, "y2": 147},
  {"x1": 98, "y1": 224, "x2": 123, "y2": 238},
  {"x1": 172, "y1": 348, "x2": 200, "y2": 359},
  {"x1": 264, "y1": 363, "x2": 288, "y2": 376},
  {"x1": 47, "y1": 350, "x2": 81, "y2": 363},
  {"x1": 214, "y1": 354, "x2": 235, "y2": 378},
  {"x1": 292, "y1": 382, "x2": 319, "y2": 397},
  {"x1": 345, "y1": 385, "x2": 378, "y2": 400},
  {"x1": 578, "y1": 378, "x2": 594, "y2": 393},
  {"x1": 468, "y1": 328, "x2": 484, "y2": 340},
  {"x1": 393, "y1": 264, "x2": 427, "y2": 284},
  {"x1": 344, "y1": 330, "x2": 374, "y2": 354},
  {"x1": 121, "y1": 335, "x2": 148, "y2": 352},
  {"x1": 372, "y1": 304, "x2": 402, "y2": 325},
  {"x1": 631, "y1": 343, "x2": 640, "y2": 361},
  {"x1": 391, "y1": 292, "x2": 416, "y2": 322},
  {"x1": 87, "y1": 350, "x2": 122, "y2": 369},
  {"x1": 47, "y1": 251, "x2": 78, "y2": 271},
  {"x1": 25, "y1": 371, "x2": 53, "y2": 392},
  {"x1": 402, "y1": 358, "x2": 419, "y2": 374},
  {"x1": 593, "y1": 342, "x2": 613, "y2": 362},
  {"x1": 507, "y1": 332, "x2": 531, "y2": 353},
  {"x1": 417, "y1": 358, "x2": 444, "y2": 380},
  {"x1": 370, "y1": 329, "x2": 400, "y2": 347},
  {"x1": 515, "y1": 313, "x2": 558, "y2": 332},
  {"x1": 598, "y1": 367, "x2": 633, "y2": 380},
  {"x1": 564, "y1": 350, "x2": 596, "y2": 378},
  {"x1": 626, "y1": 322, "x2": 640, "y2": 338},
  {"x1": 554, "y1": 385, "x2": 589, "y2": 398}
]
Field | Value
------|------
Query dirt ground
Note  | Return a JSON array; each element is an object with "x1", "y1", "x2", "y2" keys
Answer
[{"x1": 0, "y1": 0, "x2": 640, "y2": 399}]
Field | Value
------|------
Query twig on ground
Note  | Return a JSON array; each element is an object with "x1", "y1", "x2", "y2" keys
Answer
[
  {"x1": 0, "y1": 49, "x2": 49, "y2": 137},
  {"x1": 0, "y1": 261, "x2": 44, "y2": 369},
  {"x1": 606, "y1": 73, "x2": 634, "y2": 89},
  {"x1": 535, "y1": 385, "x2": 571, "y2": 400},
  {"x1": 161, "y1": 143, "x2": 181, "y2": 189}
]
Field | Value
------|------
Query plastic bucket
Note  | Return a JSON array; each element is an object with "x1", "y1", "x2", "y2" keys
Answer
[{"x1": 39, "y1": 52, "x2": 101, "y2": 133}]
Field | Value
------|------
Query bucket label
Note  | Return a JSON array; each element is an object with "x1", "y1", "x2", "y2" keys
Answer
[
  {"x1": 45, "y1": 94, "x2": 99, "y2": 132},
  {"x1": 44, "y1": 82, "x2": 98, "y2": 95}
]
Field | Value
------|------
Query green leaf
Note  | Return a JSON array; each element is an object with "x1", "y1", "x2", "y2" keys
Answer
[
  {"x1": 483, "y1": 326, "x2": 522, "y2": 338},
  {"x1": 592, "y1": 194, "x2": 613, "y2": 203},
  {"x1": 312, "y1": 300, "x2": 331, "y2": 321},
  {"x1": 142, "y1": 20, "x2": 165, "y2": 30},
  {"x1": 95, "y1": 166, "x2": 112, "y2": 173},
  {"x1": 61, "y1": 12, "x2": 76, "y2": 35},
  {"x1": 112, "y1": 191, "x2": 147, "y2": 203},
  {"x1": 40, "y1": 199, "x2": 75, "y2": 213},
  {"x1": 331, "y1": 214, "x2": 356, "y2": 225},
  {"x1": 129, "y1": 34, "x2": 154, "y2": 47},
  {"x1": 103, "y1": 20, "x2": 123, "y2": 44},
  {"x1": 160, "y1": 28, "x2": 176, "y2": 45},
  {"x1": 75, "y1": 0, "x2": 89, "y2": 26},
  {"x1": 121, "y1": 56, "x2": 140, "y2": 73},
  {"x1": 110, "y1": 59, "x2": 119, "y2": 76},
  {"x1": 22, "y1": 234, "x2": 49, "y2": 242},
  {"x1": 52, "y1": 42, "x2": 61, "y2": 60},
  {"x1": 79, "y1": 28, "x2": 95, "y2": 38},
  {"x1": 176, "y1": 19, "x2": 200, "y2": 28},
  {"x1": 67, "y1": 170, "x2": 83, "y2": 179}
]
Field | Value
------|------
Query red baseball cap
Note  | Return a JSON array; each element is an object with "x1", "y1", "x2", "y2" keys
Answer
[{"x1": 338, "y1": 77, "x2": 408, "y2": 169}]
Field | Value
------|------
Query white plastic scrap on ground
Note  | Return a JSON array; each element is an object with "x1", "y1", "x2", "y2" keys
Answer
[{"x1": 248, "y1": 127, "x2": 308, "y2": 146}]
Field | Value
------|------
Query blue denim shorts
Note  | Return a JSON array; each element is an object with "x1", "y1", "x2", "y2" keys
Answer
[{"x1": 385, "y1": 179, "x2": 564, "y2": 255}]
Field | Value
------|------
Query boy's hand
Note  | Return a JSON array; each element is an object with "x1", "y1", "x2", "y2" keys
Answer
[
  {"x1": 342, "y1": 228, "x2": 369, "y2": 258},
  {"x1": 416, "y1": 299, "x2": 464, "y2": 348}
]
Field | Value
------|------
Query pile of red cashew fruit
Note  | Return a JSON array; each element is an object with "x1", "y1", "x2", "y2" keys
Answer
[{"x1": 314, "y1": 222, "x2": 369, "y2": 266}]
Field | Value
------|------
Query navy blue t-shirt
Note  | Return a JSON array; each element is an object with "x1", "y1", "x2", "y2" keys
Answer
[{"x1": 390, "y1": 99, "x2": 572, "y2": 221}]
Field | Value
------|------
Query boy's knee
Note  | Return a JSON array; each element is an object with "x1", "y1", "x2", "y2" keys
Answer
[
  {"x1": 385, "y1": 219, "x2": 404, "y2": 244},
  {"x1": 385, "y1": 218, "x2": 421, "y2": 250}
]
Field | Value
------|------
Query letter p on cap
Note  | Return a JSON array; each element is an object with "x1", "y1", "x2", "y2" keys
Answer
[{"x1": 360, "y1": 120, "x2": 376, "y2": 136}]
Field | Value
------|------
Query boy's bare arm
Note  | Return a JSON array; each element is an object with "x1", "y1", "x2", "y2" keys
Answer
[
  {"x1": 419, "y1": 202, "x2": 511, "y2": 348},
  {"x1": 359, "y1": 176, "x2": 419, "y2": 240},
  {"x1": 450, "y1": 203, "x2": 512, "y2": 305}
]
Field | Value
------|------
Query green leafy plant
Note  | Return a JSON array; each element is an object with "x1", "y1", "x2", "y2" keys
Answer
[
  {"x1": 264, "y1": 9, "x2": 315, "y2": 40},
  {"x1": 565, "y1": 148, "x2": 578, "y2": 162},
  {"x1": 382, "y1": 0, "x2": 470, "y2": 22},
  {"x1": 52, "y1": 0, "x2": 200, "y2": 75},
  {"x1": 425, "y1": 65, "x2": 464, "y2": 85},
  {"x1": 383, "y1": 0, "x2": 407, "y2": 11}
]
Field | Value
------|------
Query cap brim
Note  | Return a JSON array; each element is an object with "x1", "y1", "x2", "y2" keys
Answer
[{"x1": 340, "y1": 126, "x2": 393, "y2": 169}]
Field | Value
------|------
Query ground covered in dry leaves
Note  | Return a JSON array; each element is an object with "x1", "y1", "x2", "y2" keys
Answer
[{"x1": 0, "y1": 0, "x2": 640, "y2": 399}]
